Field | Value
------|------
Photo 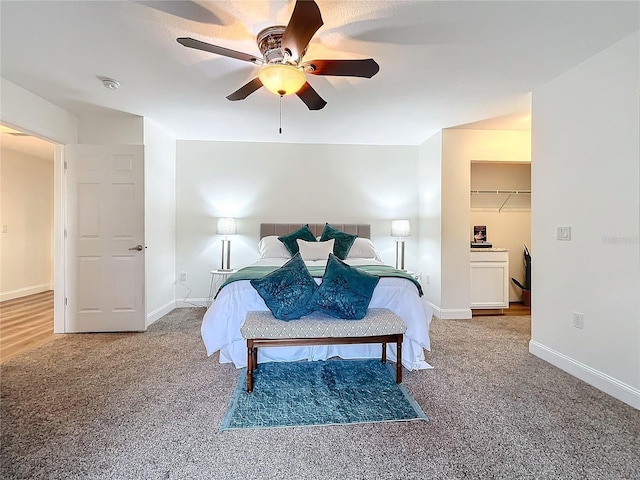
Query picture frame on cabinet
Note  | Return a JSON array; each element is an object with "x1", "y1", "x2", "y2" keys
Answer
[
  {"x1": 471, "y1": 225, "x2": 492, "y2": 248},
  {"x1": 473, "y1": 225, "x2": 487, "y2": 243}
]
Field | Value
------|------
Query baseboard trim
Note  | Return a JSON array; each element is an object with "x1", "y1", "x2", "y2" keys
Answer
[
  {"x1": 1, "y1": 284, "x2": 51, "y2": 302},
  {"x1": 146, "y1": 300, "x2": 176, "y2": 328},
  {"x1": 430, "y1": 305, "x2": 472, "y2": 320},
  {"x1": 529, "y1": 340, "x2": 640, "y2": 410}
]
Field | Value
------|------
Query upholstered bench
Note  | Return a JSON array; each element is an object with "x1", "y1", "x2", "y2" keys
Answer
[{"x1": 240, "y1": 308, "x2": 407, "y2": 392}]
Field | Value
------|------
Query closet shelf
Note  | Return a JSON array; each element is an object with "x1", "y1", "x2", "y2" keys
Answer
[
  {"x1": 470, "y1": 189, "x2": 531, "y2": 195},
  {"x1": 470, "y1": 190, "x2": 531, "y2": 212}
]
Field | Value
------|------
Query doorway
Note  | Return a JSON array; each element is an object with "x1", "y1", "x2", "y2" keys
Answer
[
  {"x1": 0, "y1": 125, "x2": 56, "y2": 359},
  {"x1": 469, "y1": 161, "x2": 532, "y2": 315}
]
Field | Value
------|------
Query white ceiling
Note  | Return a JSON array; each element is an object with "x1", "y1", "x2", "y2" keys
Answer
[{"x1": 1, "y1": 1, "x2": 638, "y2": 147}]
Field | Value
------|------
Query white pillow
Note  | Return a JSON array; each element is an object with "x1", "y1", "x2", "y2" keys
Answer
[
  {"x1": 258, "y1": 236, "x2": 292, "y2": 259},
  {"x1": 346, "y1": 237, "x2": 382, "y2": 261},
  {"x1": 297, "y1": 239, "x2": 335, "y2": 261}
]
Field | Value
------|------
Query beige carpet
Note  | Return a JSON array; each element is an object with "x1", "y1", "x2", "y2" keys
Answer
[{"x1": 1, "y1": 308, "x2": 638, "y2": 479}]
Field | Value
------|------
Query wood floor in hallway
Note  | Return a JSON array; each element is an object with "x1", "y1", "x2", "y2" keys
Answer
[{"x1": 0, "y1": 291, "x2": 56, "y2": 363}]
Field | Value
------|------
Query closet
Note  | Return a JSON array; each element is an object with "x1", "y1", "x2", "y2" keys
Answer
[
  {"x1": 470, "y1": 162, "x2": 531, "y2": 212},
  {"x1": 470, "y1": 161, "x2": 531, "y2": 304}
]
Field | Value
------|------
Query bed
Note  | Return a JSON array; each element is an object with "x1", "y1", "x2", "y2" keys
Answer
[{"x1": 200, "y1": 223, "x2": 433, "y2": 370}]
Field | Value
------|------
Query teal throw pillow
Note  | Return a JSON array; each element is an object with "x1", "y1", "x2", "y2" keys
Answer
[
  {"x1": 319, "y1": 223, "x2": 357, "y2": 260},
  {"x1": 278, "y1": 225, "x2": 317, "y2": 256},
  {"x1": 307, "y1": 254, "x2": 380, "y2": 320},
  {"x1": 250, "y1": 254, "x2": 317, "y2": 321}
]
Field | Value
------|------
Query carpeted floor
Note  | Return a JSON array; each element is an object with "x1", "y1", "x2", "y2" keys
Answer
[{"x1": 1, "y1": 308, "x2": 638, "y2": 479}]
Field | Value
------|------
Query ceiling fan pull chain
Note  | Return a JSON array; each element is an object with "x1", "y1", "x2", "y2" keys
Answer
[{"x1": 279, "y1": 95, "x2": 283, "y2": 134}]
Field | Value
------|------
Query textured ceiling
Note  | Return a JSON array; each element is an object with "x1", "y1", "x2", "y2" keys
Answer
[{"x1": 1, "y1": 1, "x2": 638, "y2": 148}]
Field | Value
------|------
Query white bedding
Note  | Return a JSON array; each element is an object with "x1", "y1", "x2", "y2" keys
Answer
[{"x1": 200, "y1": 257, "x2": 433, "y2": 370}]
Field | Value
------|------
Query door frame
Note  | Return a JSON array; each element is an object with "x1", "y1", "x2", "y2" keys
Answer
[
  {"x1": 0, "y1": 120, "x2": 67, "y2": 333},
  {"x1": 53, "y1": 145, "x2": 66, "y2": 333}
]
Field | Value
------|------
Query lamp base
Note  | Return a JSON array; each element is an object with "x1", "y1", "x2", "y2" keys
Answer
[
  {"x1": 220, "y1": 239, "x2": 232, "y2": 272},
  {"x1": 395, "y1": 240, "x2": 406, "y2": 271}
]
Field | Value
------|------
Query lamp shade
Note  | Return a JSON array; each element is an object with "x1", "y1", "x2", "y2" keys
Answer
[
  {"x1": 258, "y1": 64, "x2": 306, "y2": 96},
  {"x1": 391, "y1": 220, "x2": 410, "y2": 237},
  {"x1": 217, "y1": 217, "x2": 237, "y2": 235}
]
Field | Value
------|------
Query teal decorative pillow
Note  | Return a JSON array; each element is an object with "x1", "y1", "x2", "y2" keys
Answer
[
  {"x1": 307, "y1": 254, "x2": 380, "y2": 320},
  {"x1": 319, "y1": 223, "x2": 357, "y2": 260},
  {"x1": 278, "y1": 225, "x2": 317, "y2": 256},
  {"x1": 250, "y1": 254, "x2": 317, "y2": 321}
]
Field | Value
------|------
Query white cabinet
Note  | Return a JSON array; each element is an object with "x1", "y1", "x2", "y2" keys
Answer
[{"x1": 470, "y1": 249, "x2": 509, "y2": 309}]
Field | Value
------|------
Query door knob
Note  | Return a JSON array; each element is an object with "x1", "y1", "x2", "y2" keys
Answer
[{"x1": 128, "y1": 245, "x2": 144, "y2": 251}]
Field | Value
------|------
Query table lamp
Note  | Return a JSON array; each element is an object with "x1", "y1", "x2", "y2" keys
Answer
[
  {"x1": 391, "y1": 219, "x2": 410, "y2": 270},
  {"x1": 217, "y1": 217, "x2": 237, "y2": 271}
]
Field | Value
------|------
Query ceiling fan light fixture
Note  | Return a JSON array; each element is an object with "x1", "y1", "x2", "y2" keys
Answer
[{"x1": 258, "y1": 64, "x2": 306, "y2": 96}]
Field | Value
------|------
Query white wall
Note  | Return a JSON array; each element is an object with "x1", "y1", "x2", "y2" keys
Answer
[
  {"x1": 0, "y1": 148, "x2": 54, "y2": 300},
  {"x1": 176, "y1": 140, "x2": 419, "y2": 304},
  {"x1": 0, "y1": 78, "x2": 78, "y2": 144},
  {"x1": 418, "y1": 131, "x2": 443, "y2": 312},
  {"x1": 77, "y1": 114, "x2": 144, "y2": 145},
  {"x1": 530, "y1": 32, "x2": 640, "y2": 409},
  {"x1": 143, "y1": 118, "x2": 177, "y2": 325},
  {"x1": 439, "y1": 129, "x2": 531, "y2": 318}
]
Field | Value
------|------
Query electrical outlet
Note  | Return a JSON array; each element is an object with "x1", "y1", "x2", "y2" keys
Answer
[
  {"x1": 2, "y1": 225, "x2": 7, "y2": 233},
  {"x1": 557, "y1": 226, "x2": 571, "y2": 241},
  {"x1": 572, "y1": 312, "x2": 584, "y2": 329},
  {"x1": 180, "y1": 272, "x2": 187, "y2": 282}
]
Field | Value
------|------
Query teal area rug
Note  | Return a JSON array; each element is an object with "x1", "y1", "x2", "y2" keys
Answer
[{"x1": 220, "y1": 359, "x2": 428, "y2": 431}]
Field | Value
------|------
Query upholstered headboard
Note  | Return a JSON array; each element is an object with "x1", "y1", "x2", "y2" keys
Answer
[{"x1": 260, "y1": 223, "x2": 371, "y2": 239}]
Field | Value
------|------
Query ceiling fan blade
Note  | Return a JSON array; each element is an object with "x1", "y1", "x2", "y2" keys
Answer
[
  {"x1": 296, "y1": 82, "x2": 327, "y2": 110},
  {"x1": 281, "y1": 0, "x2": 323, "y2": 62},
  {"x1": 302, "y1": 59, "x2": 380, "y2": 78},
  {"x1": 226, "y1": 78, "x2": 264, "y2": 101},
  {"x1": 177, "y1": 37, "x2": 261, "y2": 64},
  {"x1": 137, "y1": 1, "x2": 224, "y2": 25}
]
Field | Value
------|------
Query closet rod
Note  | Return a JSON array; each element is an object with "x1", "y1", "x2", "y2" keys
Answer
[{"x1": 470, "y1": 189, "x2": 531, "y2": 195}]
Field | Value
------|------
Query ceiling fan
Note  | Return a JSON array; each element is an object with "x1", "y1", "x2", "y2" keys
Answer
[{"x1": 177, "y1": 0, "x2": 379, "y2": 110}]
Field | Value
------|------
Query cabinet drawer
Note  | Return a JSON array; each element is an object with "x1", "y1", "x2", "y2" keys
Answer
[{"x1": 470, "y1": 250, "x2": 508, "y2": 262}]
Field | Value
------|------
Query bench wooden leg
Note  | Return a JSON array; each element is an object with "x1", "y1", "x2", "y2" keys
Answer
[
  {"x1": 381, "y1": 342, "x2": 387, "y2": 364},
  {"x1": 247, "y1": 342, "x2": 254, "y2": 392},
  {"x1": 396, "y1": 336, "x2": 403, "y2": 383},
  {"x1": 253, "y1": 346, "x2": 258, "y2": 372}
]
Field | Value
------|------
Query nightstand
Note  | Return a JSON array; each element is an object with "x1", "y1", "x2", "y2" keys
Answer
[{"x1": 206, "y1": 269, "x2": 238, "y2": 307}]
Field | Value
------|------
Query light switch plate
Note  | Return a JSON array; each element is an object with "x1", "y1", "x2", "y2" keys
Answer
[{"x1": 557, "y1": 226, "x2": 571, "y2": 241}]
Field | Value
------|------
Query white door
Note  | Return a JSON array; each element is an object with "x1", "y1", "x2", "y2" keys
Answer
[{"x1": 65, "y1": 145, "x2": 145, "y2": 332}]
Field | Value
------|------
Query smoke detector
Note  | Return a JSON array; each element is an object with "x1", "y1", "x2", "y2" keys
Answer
[{"x1": 100, "y1": 77, "x2": 120, "y2": 90}]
